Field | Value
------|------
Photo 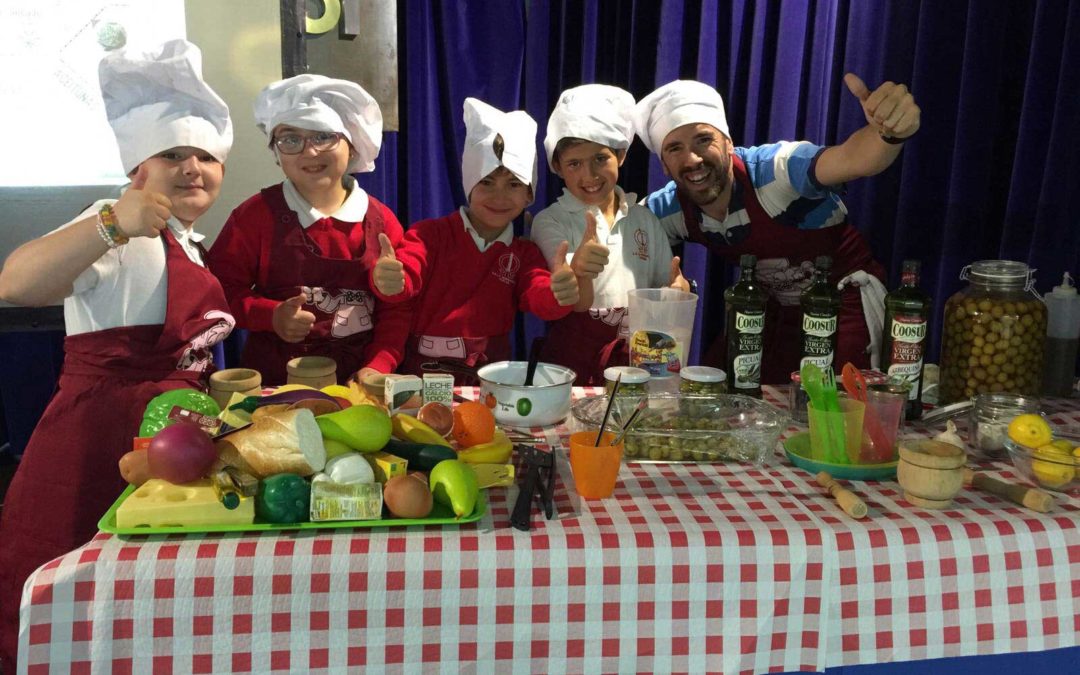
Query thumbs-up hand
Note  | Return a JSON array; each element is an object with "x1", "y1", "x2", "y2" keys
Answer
[
  {"x1": 372, "y1": 232, "x2": 405, "y2": 296},
  {"x1": 272, "y1": 292, "x2": 316, "y2": 343},
  {"x1": 550, "y1": 241, "x2": 580, "y2": 306},
  {"x1": 112, "y1": 165, "x2": 173, "y2": 239},
  {"x1": 668, "y1": 256, "x2": 691, "y2": 293},
  {"x1": 844, "y1": 73, "x2": 920, "y2": 140},
  {"x1": 570, "y1": 212, "x2": 610, "y2": 279}
]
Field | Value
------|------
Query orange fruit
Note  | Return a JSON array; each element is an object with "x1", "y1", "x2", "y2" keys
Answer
[{"x1": 452, "y1": 400, "x2": 496, "y2": 448}]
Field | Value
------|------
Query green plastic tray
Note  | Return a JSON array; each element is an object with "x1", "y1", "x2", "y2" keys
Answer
[
  {"x1": 783, "y1": 432, "x2": 898, "y2": 481},
  {"x1": 98, "y1": 484, "x2": 487, "y2": 536}
]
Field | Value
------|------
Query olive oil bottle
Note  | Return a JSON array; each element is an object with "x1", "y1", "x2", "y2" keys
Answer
[
  {"x1": 725, "y1": 254, "x2": 767, "y2": 397},
  {"x1": 881, "y1": 259, "x2": 931, "y2": 419},
  {"x1": 799, "y1": 256, "x2": 841, "y2": 370}
]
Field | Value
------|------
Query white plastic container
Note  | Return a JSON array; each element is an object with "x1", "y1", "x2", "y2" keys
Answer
[
  {"x1": 627, "y1": 288, "x2": 697, "y2": 392},
  {"x1": 1043, "y1": 272, "x2": 1080, "y2": 397}
]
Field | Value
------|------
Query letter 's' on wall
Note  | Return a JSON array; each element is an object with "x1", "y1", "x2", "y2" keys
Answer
[{"x1": 281, "y1": 0, "x2": 399, "y2": 130}]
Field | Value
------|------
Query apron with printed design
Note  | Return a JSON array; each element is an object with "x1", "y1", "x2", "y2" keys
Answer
[
  {"x1": 241, "y1": 184, "x2": 382, "y2": 385},
  {"x1": 0, "y1": 228, "x2": 233, "y2": 672}
]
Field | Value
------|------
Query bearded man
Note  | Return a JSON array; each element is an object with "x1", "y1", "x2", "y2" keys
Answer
[{"x1": 636, "y1": 75, "x2": 920, "y2": 383}]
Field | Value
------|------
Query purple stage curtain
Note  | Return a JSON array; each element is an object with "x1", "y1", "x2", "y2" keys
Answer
[
  {"x1": 365, "y1": 0, "x2": 1078, "y2": 364},
  {"x1": 522, "y1": 0, "x2": 1079, "y2": 363}
]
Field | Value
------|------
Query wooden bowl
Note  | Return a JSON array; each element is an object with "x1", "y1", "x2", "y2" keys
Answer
[
  {"x1": 897, "y1": 439, "x2": 966, "y2": 509},
  {"x1": 208, "y1": 368, "x2": 262, "y2": 409},
  {"x1": 286, "y1": 356, "x2": 337, "y2": 390},
  {"x1": 360, "y1": 371, "x2": 388, "y2": 399}
]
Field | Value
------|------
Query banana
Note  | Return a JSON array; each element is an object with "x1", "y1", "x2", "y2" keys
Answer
[
  {"x1": 429, "y1": 459, "x2": 479, "y2": 518},
  {"x1": 391, "y1": 413, "x2": 452, "y2": 447},
  {"x1": 469, "y1": 463, "x2": 515, "y2": 489},
  {"x1": 456, "y1": 429, "x2": 513, "y2": 464}
]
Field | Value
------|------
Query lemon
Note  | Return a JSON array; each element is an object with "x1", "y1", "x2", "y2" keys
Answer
[
  {"x1": 1007, "y1": 414, "x2": 1053, "y2": 448},
  {"x1": 1050, "y1": 439, "x2": 1075, "y2": 453},
  {"x1": 274, "y1": 383, "x2": 316, "y2": 393},
  {"x1": 321, "y1": 384, "x2": 360, "y2": 405},
  {"x1": 1031, "y1": 444, "x2": 1075, "y2": 488}
]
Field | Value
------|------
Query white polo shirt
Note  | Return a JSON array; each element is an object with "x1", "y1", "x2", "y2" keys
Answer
[
  {"x1": 460, "y1": 206, "x2": 515, "y2": 252},
  {"x1": 281, "y1": 175, "x2": 369, "y2": 228},
  {"x1": 531, "y1": 186, "x2": 672, "y2": 309},
  {"x1": 59, "y1": 199, "x2": 207, "y2": 335}
]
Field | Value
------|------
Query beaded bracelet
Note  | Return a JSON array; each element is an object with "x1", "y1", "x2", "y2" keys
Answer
[
  {"x1": 97, "y1": 203, "x2": 128, "y2": 246},
  {"x1": 879, "y1": 132, "x2": 907, "y2": 145},
  {"x1": 95, "y1": 216, "x2": 119, "y2": 249}
]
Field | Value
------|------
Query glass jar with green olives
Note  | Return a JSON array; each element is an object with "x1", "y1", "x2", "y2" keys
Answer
[
  {"x1": 679, "y1": 366, "x2": 727, "y2": 395},
  {"x1": 939, "y1": 261, "x2": 1046, "y2": 403},
  {"x1": 604, "y1": 366, "x2": 650, "y2": 397}
]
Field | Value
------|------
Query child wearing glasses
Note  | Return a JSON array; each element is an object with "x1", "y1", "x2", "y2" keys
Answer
[
  {"x1": 370, "y1": 98, "x2": 579, "y2": 378},
  {"x1": 208, "y1": 74, "x2": 408, "y2": 385}
]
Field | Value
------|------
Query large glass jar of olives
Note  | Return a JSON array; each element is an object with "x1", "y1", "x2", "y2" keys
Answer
[{"x1": 939, "y1": 260, "x2": 1046, "y2": 403}]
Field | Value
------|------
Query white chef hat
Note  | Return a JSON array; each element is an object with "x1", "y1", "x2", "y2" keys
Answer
[
  {"x1": 461, "y1": 98, "x2": 538, "y2": 200},
  {"x1": 99, "y1": 39, "x2": 233, "y2": 175},
  {"x1": 254, "y1": 74, "x2": 382, "y2": 173},
  {"x1": 632, "y1": 80, "x2": 730, "y2": 155},
  {"x1": 543, "y1": 84, "x2": 635, "y2": 172}
]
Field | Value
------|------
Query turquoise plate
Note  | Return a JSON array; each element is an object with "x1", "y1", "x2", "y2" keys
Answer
[{"x1": 783, "y1": 432, "x2": 898, "y2": 481}]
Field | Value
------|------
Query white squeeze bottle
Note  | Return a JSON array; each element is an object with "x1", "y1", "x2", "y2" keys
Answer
[{"x1": 1042, "y1": 272, "x2": 1080, "y2": 397}]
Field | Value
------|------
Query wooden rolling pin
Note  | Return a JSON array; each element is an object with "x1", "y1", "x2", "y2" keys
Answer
[
  {"x1": 963, "y1": 469, "x2": 1055, "y2": 513},
  {"x1": 816, "y1": 472, "x2": 868, "y2": 519}
]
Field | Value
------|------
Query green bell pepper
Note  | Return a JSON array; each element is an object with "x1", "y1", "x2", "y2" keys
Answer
[
  {"x1": 255, "y1": 474, "x2": 311, "y2": 524},
  {"x1": 138, "y1": 389, "x2": 221, "y2": 437}
]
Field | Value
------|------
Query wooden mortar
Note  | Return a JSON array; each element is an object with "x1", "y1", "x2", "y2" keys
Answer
[
  {"x1": 286, "y1": 356, "x2": 337, "y2": 389},
  {"x1": 897, "y1": 439, "x2": 966, "y2": 509},
  {"x1": 208, "y1": 368, "x2": 262, "y2": 409},
  {"x1": 360, "y1": 370, "x2": 389, "y2": 399}
]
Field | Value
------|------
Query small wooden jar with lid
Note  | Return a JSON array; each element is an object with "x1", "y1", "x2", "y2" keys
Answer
[
  {"x1": 360, "y1": 370, "x2": 389, "y2": 399},
  {"x1": 208, "y1": 368, "x2": 262, "y2": 409},
  {"x1": 286, "y1": 356, "x2": 337, "y2": 389},
  {"x1": 897, "y1": 440, "x2": 967, "y2": 509}
]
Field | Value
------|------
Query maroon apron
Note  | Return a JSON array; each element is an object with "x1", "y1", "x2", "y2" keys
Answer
[
  {"x1": 398, "y1": 334, "x2": 511, "y2": 386},
  {"x1": 542, "y1": 310, "x2": 629, "y2": 386},
  {"x1": 680, "y1": 155, "x2": 884, "y2": 384},
  {"x1": 0, "y1": 229, "x2": 233, "y2": 673},
  {"x1": 240, "y1": 185, "x2": 382, "y2": 386}
]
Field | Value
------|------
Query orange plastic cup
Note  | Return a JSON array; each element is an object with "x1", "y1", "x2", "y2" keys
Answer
[{"x1": 568, "y1": 430, "x2": 624, "y2": 499}]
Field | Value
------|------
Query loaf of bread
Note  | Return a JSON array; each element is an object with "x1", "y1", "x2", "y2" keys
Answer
[{"x1": 216, "y1": 408, "x2": 326, "y2": 478}]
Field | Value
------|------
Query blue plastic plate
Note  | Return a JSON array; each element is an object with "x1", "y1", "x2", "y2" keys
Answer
[{"x1": 783, "y1": 432, "x2": 897, "y2": 481}]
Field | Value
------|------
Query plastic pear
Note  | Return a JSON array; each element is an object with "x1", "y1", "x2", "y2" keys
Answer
[{"x1": 429, "y1": 459, "x2": 479, "y2": 518}]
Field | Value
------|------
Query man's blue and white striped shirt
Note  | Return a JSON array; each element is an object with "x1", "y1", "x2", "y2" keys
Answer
[{"x1": 645, "y1": 141, "x2": 848, "y2": 246}]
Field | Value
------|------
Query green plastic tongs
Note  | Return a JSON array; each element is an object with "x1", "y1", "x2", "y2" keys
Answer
[{"x1": 800, "y1": 363, "x2": 848, "y2": 464}]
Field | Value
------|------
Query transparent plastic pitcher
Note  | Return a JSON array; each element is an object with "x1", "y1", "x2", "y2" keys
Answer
[{"x1": 627, "y1": 289, "x2": 698, "y2": 389}]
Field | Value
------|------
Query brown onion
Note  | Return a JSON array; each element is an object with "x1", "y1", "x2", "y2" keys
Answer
[{"x1": 383, "y1": 473, "x2": 433, "y2": 518}]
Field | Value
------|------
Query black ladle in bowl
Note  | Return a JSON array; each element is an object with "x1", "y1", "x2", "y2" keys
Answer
[{"x1": 524, "y1": 337, "x2": 545, "y2": 387}]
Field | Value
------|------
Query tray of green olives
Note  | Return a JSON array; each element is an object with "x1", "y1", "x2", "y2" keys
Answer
[{"x1": 571, "y1": 393, "x2": 787, "y2": 465}]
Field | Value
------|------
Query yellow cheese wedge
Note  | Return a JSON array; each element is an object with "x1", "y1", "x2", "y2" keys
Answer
[
  {"x1": 470, "y1": 463, "x2": 515, "y2": 489},
  {"x1": 115, "y1": 479, "x2": 255, "y2": 528}
]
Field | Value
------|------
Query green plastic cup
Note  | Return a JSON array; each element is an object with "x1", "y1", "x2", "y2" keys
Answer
[{"x1": 807, "y1": 398, "x2": 865, "y2": 464}]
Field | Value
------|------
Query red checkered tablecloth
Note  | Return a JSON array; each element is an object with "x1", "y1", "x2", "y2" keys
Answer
[{"x1": 17, "y1": 387, "x2": 1080, "y2": 674}]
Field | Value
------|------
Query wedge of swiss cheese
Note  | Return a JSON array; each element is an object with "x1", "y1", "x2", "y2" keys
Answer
[{"x1": 115, "y1": 479, "x2": 254, "y2": 528}]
